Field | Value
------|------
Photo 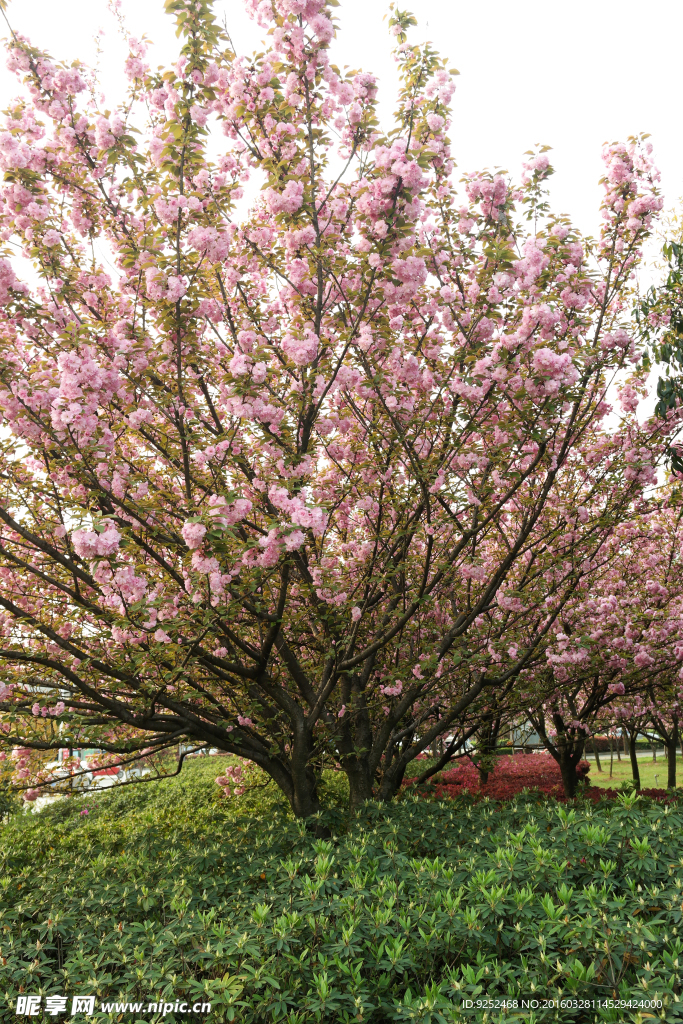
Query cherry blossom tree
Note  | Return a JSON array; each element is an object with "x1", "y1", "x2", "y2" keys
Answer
[
  {"x1": 611, "y1": 697, "x2": 653, "y2": 791},
  {"x1": 638, "y1": 239, "x2": 683, "y2": 474},
  {"x1": 0, "y1": 0, "x2": 678, "y2": 817},
  {"x1": 641, "y1": 681, "x2": 681, "y2": 788},
  {"x1": 525, "y1": 503, "x2": 683, "y2": 794}
]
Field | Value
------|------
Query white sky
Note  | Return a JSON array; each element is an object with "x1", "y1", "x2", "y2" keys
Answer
[{"x1": 3, "y1": 0, "x2": 683, "y2": 238}]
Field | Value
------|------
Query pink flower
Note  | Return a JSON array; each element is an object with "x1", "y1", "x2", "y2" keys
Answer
[
  {"x1": 282, "y1": 330, "x2": 318, "y2": 366},
  {"x1": 229, "y1": 352, "x2": 252, "y2": 376},
  {"x1": 43, "y1": 229, "x2": 61, "y2": 246},
  {"x1": 165, "y1": 275, "x2": 187, "y2": 302},
  {"x1": 181, "y1": 522, "x2": 207, "y2": 549},
  {"x1": 145, "y1": 266, "x2": 187, "y2": 301},
  {"x1": 191, "y1": 550, "x2": 220, "y2": 572},
  {"x1": 71, "y1": 530, "x2": 101, "y2": 558},
  {"x1": 190, "y1": 103, "x2": 208, "y2": 126},
  {"x1": 72, "y1": 526, "x2": 121, "y2": 559},
  {"x1": 113, "y1": 566, "x2": 147, "y2": 603},
  {"x1": 97, "y1": 526, "x2": 122, "y2": 556},
  {"x1": 351, "y1": 606, "x2": 362, "y2": 621},
  {"x1": 265, "y1": 180, "x2": 304, "y2": 215},
  {"x1": 532, "y1": 347, "x2": 571, "y2": 379},
  {"x1": 309, "y1": 13, "x2": 334, "y2": 41},
  {"x1": 0, "y1": 258, "x2": 22, "y2": 303},
  {"x1": 153, "y1": 628, "x2": 172, "y2": 643},
  {"x1": 237, "y1": 715, "x2": 253, "y2": 727},
  {"x1": 283, "y1": 529, "x2": 305, "y2": 551}
]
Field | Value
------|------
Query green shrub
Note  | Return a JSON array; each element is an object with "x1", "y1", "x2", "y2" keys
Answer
[{"x1": 1, "y1": 762, "x2": 682, "y2": 1022}]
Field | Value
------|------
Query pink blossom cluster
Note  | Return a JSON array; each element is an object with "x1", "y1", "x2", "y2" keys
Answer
[
  {"x1": 215, "y1": 760, "x2": 247, "y2": 797},
  {"x1": 31, "y1": 701, "x2": 65, "y2": 717},
  {"x1": 72, "y1": 524, "x2": 121, "y2": 559}
]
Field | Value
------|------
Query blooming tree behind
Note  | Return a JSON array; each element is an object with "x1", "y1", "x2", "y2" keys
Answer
[{"x1": 525, "y1": 503, "x2": 683, "y2": 794}]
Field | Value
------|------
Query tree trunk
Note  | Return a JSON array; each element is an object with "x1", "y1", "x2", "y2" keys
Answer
[
  {"x1": 290, "y1": 768, "x2": 323, "y2": 818},
  {"x1": 668, "y1": 717, "x2": 679, "y2": 789},
  {"x1": 476, "y1": 715, "x2": 501, "y2": 786},
  {"x1": 377, "y1": 762, "x2": 407, "y2": 801},
  {"x1": 284, "y1": 776, "x2": 330, "y2": 836},
  {"x1": 285, "y1": 724, "x2": 328, "y2": 828},
  {"x1": 623, "y1": 730, "x2": 629, "y2": 758},
  {"x1": 609, "y1": 735, "x2": 613, "y2": 778},
  {"x1": 590, "y1": 734, "x2": 602, "y2": 772},
  {"x1": 667, "y1": 740, "x2": 677, "y2": 789},
  {"x1": 629, "y1": 731, "x2": 641, "y2": 791},
  {"x1": 555, "y1": 734, "x2": 586, "y2": 798},
  {"x1": 558, "y1": 749, "x2": 579, "y2": 798},
  {"x1": 649, "y1": 736, "x2": 657, "y2": 763},
  {"x1": 528, "y1": 712, "x2": 583, "y2": 799},
  {"x1": 477, "y1": 718, "x2": 491, "y2": 786},
  {"x1": 250, "y1": 735, "x2": 325, "y2": 825},
  {"x1": 346, "y1": 760, "x2": 374, "y2": 812},
  {"x1": 337, "y1": 675, "x2": 376, "y2": 813},
  {"x1": 616, "y1": 733, "x2": 621, "y2": 761}
]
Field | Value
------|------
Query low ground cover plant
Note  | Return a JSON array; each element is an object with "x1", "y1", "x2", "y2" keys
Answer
[{"x1": 1, "y1": 759, "x2": 683, "y2": 1023}]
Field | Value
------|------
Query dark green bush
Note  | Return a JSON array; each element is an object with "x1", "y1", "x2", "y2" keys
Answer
[{"x1": 1, "y1": 760, "x2": 682, "y2": 1022}]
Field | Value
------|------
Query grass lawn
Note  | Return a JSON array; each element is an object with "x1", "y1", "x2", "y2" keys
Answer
[{"x1": 585, "y1": 751, "x2": 683, "y2": 789}]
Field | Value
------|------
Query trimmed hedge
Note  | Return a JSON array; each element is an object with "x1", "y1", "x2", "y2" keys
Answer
[{"x1": 1, "y1": 760, "x2": 683, "y2": 1022}]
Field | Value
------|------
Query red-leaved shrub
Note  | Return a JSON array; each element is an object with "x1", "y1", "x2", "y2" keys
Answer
[
  {"x1": 410, "y1": 753, "x2": 679, "y2": 802},
  {"x1": 421, "y1": 752, "x2": 588, "y2": 800}
]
